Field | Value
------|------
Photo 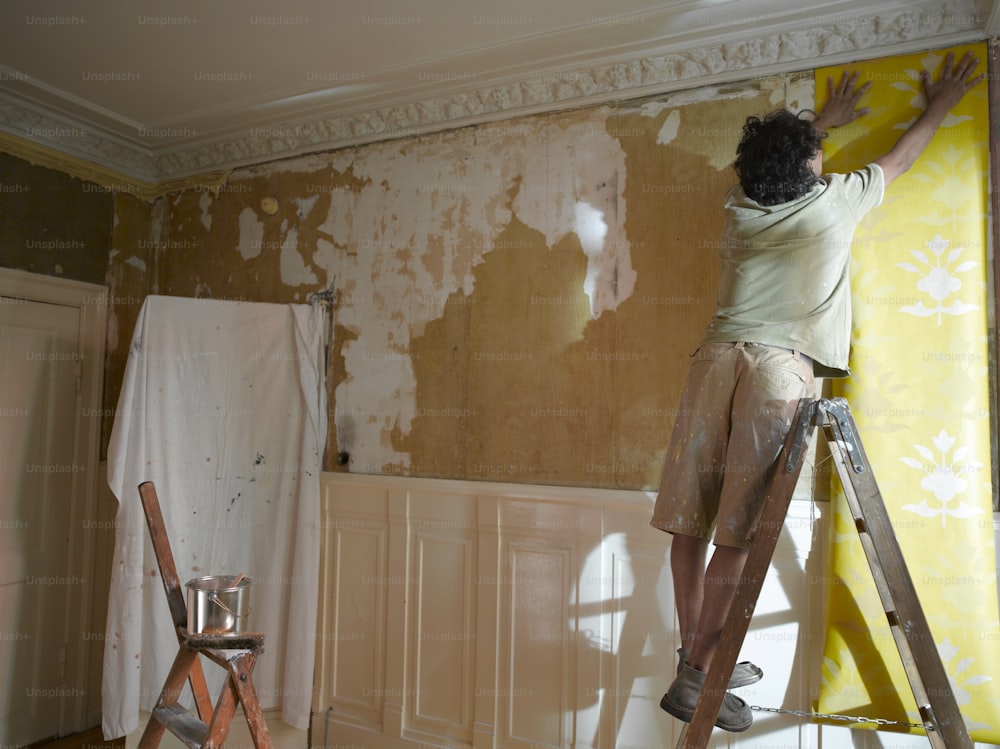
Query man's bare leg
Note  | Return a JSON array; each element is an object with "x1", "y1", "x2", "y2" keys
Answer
[
  {"x1": 686, "y1": 543, "x2": 749, "y2": 672},
  {"x1": 662, "y1": 538, "x2": 754, "y2": 733},
  {"x1": 670, "y1": 533, "x2": 708, "y2": 650}
]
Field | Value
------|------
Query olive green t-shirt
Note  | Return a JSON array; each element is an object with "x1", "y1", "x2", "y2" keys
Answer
[{"x1": 701, "y1": 164, "x2": 885, "y2": 378}]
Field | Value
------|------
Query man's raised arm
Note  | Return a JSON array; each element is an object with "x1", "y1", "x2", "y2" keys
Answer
[
  {"x1": 809, "y1": 51, "x2": 984, "y2": 185},
  {"x1": 874, "y1": 51, "x2": 984, "y2": 187}
]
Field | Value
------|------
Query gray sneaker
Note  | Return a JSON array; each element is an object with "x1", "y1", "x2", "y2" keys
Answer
[
  {"x1": 660, "y1": 662, "x2": 753, "y2": 732},
  {"x1": 676, "y1": 647, "x2": 762, "y2": 689}
]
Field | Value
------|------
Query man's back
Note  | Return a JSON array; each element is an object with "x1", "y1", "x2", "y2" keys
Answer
[{"x1": 702, "y1": 164, "x2": 884, "y2": 377}]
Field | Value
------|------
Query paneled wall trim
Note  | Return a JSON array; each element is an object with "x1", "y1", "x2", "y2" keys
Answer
[
  {"x1": 313, "y1": 472, "x2": 858, "y2": 749},
  {"x1": 313, "y1": 473, "x2": 1000, "y2": 749}
]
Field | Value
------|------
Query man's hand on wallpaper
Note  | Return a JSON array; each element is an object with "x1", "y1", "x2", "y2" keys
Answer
[
  {"x1": 921, "y1": 51, "x2": 985, "y2": 115},
  {"x1": 810, "y1": 70, "x2": 871, "y2": 133},
  {"x1": 875, "y1": 50, "x2": 984, "y2": 188}
]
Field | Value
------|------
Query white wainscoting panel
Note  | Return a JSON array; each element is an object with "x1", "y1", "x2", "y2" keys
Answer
[
  {"x1": 407, "y1": 491, "x2": 477, "y2": 744},
  {"x1": 314, "y1": 482, "x2": 391, "y2": 733},
  {"x1": 311, "y1": 472, "x2": 1000, "y2": 749}
]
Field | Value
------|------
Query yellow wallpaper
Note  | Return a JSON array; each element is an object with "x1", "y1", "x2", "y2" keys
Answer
[{"x1": 816, "y1": 43, "x2": 999, "y2": 741}]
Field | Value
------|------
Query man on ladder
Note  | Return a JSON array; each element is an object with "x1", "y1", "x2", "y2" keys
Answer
[{"x1": 650, "y1": 51, "x2": 983, "y2": 733}]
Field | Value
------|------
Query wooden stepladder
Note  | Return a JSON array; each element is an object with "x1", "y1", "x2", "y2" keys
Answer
[
  {"x1": 137, "y1": 481, "x2": 273, "y2": 749},
  {"x1": 675, "y1": 397, "x2": 973, "y2": 749}
]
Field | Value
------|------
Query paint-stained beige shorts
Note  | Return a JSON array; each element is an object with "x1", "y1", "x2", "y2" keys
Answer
[{"x1": 650, "y1": 341, "x2": 816, "y2": 548}]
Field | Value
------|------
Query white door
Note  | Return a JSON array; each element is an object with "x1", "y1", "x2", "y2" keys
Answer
[{"x1": 0, "y1": 297, "x2": 82, "y2": 745}]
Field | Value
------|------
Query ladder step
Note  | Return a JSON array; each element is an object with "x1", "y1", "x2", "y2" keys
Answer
[{"x1": 151, "y1": 703, "x2": 208, "y2": 749}]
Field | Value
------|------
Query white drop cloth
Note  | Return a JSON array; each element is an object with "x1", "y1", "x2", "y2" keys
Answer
[{"x1": 102, "y1": 295, "x2": 326, "y2": 738}]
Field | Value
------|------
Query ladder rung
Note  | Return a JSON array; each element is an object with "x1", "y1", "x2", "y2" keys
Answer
[
  {"x1": 855, "y1": 516, "x2": 868, "y2": 534},
  {"x1": 151, "y1": 703, "x2": 208, "y2": 749},
  {"x1": 885, "y1": 609, "x2": 900, "y2": 628}
]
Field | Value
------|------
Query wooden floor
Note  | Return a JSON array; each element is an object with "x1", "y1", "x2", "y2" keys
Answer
[
  {"x1": 29, "y1": 727, "x2": 125, "y2": 749},
  {"x1": 26, "y1": 711, "x2": 306, "y2": 749}
]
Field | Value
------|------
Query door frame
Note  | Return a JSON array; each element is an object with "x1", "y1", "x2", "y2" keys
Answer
[{"x1": 0, "y1": 267, "x2": 107, "y2": 733}]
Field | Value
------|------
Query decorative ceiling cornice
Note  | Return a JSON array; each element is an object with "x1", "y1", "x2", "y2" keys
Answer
[
  {"x1": 0, "y1": 130, "x2": 228, "y2": 201},
  {"x1": 0, "y1": 0, "x2": 988, "y2": 193}
]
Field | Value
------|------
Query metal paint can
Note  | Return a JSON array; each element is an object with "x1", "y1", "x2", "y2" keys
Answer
[{"x1": 185, "y1": 575, "x2": 251, "y2": 634}]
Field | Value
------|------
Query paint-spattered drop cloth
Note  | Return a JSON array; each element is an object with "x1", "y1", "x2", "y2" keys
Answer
[{"x1": 102, "y1": 295, "x2": 327, "y2": 738}]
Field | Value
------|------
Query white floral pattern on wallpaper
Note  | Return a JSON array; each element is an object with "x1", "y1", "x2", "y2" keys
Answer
[
  {"x1": 897, "y1": 234, "x2": 979, "y2": 323},
  {"x1": 927, "y1": 639, "x2": 996, "y2": 734},
  {"x1": 892, "y1": 53, "x2": 974, "y2": 132},
  {"x1": 899, "y1": 429, "x2": 985, "y2": 526}
]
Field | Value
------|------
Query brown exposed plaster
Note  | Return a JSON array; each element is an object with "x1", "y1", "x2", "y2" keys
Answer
[{"x1": 103, "y1": 78, "x2": 790, "y2": 486}]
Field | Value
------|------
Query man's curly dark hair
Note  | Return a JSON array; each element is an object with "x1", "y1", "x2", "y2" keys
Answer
[{"x1": 734, "y1": 110, "x2": 824, "y2": 206}]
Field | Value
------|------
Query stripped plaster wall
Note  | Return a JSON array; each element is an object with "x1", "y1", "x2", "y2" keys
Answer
[{"x1": 106, "y1": 71, "x2": 818, "y2": 490}]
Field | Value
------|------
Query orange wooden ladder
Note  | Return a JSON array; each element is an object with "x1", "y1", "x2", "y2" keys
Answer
[
  {"x1": 675, "y1": 397, "x2": 972, "y2": 749},
  {"x1": 137, "y1": 481, "x2": 273, "y2": 749}
]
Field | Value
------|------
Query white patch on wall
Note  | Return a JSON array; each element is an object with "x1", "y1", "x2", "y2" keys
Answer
[
  {"x1": 510, "y1": 115, "x2": 635, "y2": 317},
  {"x1": 324, "y1": 128, "x2": 510, "y2": 466},
  {"x1": 234, "y1": 110, "x2": 637, "y2": 469},
  {"x1": 280, "y1": 228, "x2": 318, "y2": 286},
  {"x1": 238, "y1": 207, "x2": 264, "y2": 260},
  {"x1": 785, "y1": 71, "x2": 819, "y2": 117},
  {"x1": 318, "y1": 187, "x2": 353, "y2": 250},
  {"x1": 199, "y1": 191, "x2": 213, "y2": 231},
  {"x1": 313, "y1": 238, "x2": 338, "y2": 283},
  {"x1": 309, "y1": 192, "x2": 351, "y2": 299},
  {"x1": 656, "y1": 110, "x2": 681, "y2": 145},
  {"x1": 295, "y1": 194, "x2": 320, "y2": 220},
  {"x1": 575, "y1": 201, "x2": 610, "y2": 314},
  {"x1": 125, "y1": 256, "x2": 146, "y2": 272}
]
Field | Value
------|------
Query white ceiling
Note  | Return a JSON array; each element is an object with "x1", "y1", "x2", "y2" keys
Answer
[{"x1": 0, "y1": 0, "x2": 997, "y2": 186}]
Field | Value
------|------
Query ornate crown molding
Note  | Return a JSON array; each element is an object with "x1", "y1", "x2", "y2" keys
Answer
[
  {"x1": 0, "y1": 128, "x2": 228, "y2": 201},
  {"x1": 0, "y1": 0, "x2": 986, "y2": 190},
  {"x1": 0, "y1": 96, "x2": 155, "y2": 180}
]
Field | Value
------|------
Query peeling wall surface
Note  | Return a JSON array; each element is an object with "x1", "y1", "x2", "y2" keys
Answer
[{"x1": 110, "y1": 73, "x2": 812, "y2": 490}]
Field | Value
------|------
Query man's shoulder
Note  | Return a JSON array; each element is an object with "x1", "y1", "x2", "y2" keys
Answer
[
  {"x1": 822, "y1": 163, "x2": 884, "y2": 187},
  {"x1": 820, "y1": 164, "x2": 886, "y2": 215}
]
